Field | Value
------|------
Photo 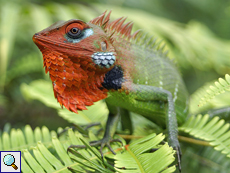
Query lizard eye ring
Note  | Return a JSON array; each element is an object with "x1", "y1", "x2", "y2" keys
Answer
[
  {"x1": 65, "y1": 21, "x2": 92, "y2": 43},
  {"x1": 66, "y1": 27, "x2": 82, "y2": 39}
]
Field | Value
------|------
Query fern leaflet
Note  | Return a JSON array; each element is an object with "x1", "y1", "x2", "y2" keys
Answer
[
  {"x1": 199, "y1": 74, "x2": 230, "y2": 107},
  {"x1": 113, "y1": 133, "x2": 176, "y2": 173},
  {"x1": 179, "y1": 114, "x2": 230, "y2": 158}
]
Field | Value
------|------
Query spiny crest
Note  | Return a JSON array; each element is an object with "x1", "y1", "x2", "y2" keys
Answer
[
  {"x1": 90, "y1": 10, "x2": 140, "y2": 41},
  {"x1": 90, "y1": 10, "x2": 111, "y2": 28},
  {"x1": 133, "y1": 31, "x2": 170, "y2": 57},
  {"x1": 90, "y1": 11, "x2": 165, "y2": 49}
]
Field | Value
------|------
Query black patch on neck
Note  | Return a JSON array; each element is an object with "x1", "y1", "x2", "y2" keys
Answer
[{"x1": 102, "y1": 66, "x2": 124, "y2": 90}]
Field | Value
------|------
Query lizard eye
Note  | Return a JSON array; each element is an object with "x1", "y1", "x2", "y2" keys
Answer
[
  {"x1": 65, "y1": 21, "x2": 93, "y2": 43},
  {"x1": 66, "y1": 27, "x2": 82, "y2": 39}
]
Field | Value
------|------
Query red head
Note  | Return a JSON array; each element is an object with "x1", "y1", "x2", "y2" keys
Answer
[{"x1": 33, "y1": 11, "x2": 137, "y2": 113}]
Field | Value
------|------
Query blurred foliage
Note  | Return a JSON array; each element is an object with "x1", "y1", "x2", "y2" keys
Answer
[
  {"x1": 0, "y1": 125, "x2": 176, "y2": 173},
  {"x1": 1, "y1": 0, "x2": 230, "y2": 172}
]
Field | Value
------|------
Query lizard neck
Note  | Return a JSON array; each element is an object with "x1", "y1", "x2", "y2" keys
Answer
[
  {"x1": 42, "y1": 50, "x2": 108, "y2": 113},
  {"x1": 112, "y1": 39, "x2": 136, "y2": 92}
]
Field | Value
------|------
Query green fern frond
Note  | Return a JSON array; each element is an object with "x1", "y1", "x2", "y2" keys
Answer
[
  {"x1": 189, "y1": 82, "x2": 214, "y2": 115},
  {"x1": 0, "y1": 125, "x2": 176, "y2": 173},
  {"x1": 198, "y1": 74, "x2": 230, "y2": 107},
  {"x1": 114, "y1": 133, "x2": 176, "y2": 173},
  {"x1": 0, "y1": 125, "x2": 54, "y2": 151},
  {"x1": 181, "y1": 145, "x2": 230, "y2": 172},
  {"x1": 68, "y1": 138, "x2": 116, "y2": 173},
  {"x1": 179, "y1": 114, "x2": 230, "y2": 158},
  {"x1": 0, "y1": 125, "x2": 123, "y2": 173},
  {"x1": 68, "y1": 133, "x2": 176, "y2": 173},
  {"x1": 0, "y1": 125, "x2": 73, "y2": 172}
]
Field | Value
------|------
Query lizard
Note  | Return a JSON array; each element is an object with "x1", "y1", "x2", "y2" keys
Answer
[{"x1": 33, "y1": 11, "x2": 189, "y2": 172}]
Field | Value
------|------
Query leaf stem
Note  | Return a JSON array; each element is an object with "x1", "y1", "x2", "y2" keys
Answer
[
  {"x1": 178, "y1": 136, "x2": 211, "y2": 146},
  {"x1": 118, "y1": 134, "x2": 144, "y2": 139},
  {"x1": 118, "y1": 134, "x2": 211, "y2": 146}
]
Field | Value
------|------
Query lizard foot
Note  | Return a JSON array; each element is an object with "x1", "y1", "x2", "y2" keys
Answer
[
  {"x1": 68, "y1": 138, "x2": 123, "y2": 157},
  {"x1": 90, "y1": 138, "x2": 123, "y2": 156},
  {"x1": 169, "y1": 137, "x2": 182, "y2": 172}
]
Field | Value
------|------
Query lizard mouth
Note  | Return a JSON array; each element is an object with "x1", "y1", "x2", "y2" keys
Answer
[
  {"x1": 32, "y1": 34, "x2": 91, "y2": 51},
  {"x1": 91, "y1": 52, "x2": 116, "y2": 69}
]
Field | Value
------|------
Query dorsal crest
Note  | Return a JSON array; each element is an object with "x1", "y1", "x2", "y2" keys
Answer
[
  {"x1": 89, "y1": 11, "x2": 164, "y2": 52},
  {"x1": 90, "y1": 10, "x2": 140, "y2": 40}
]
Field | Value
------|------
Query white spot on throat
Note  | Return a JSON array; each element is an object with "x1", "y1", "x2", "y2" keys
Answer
[{"x1": 91, "y1": 52, "x2": 115, "y2": 68}]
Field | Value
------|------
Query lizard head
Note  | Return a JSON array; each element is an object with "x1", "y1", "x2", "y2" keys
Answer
[
  {"x1": 32, "y1": 11, "x2": 136, "y2": 113},
  {"x1": 33, "y1": 17, "x2": 117, "y2": 71}
]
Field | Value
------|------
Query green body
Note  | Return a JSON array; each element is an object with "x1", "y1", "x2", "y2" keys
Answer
[
  {"x1": 99, "y1": 36, "x2": 189, "y2": 171},
  {"x1": 106, "y1": 37, "x2": 189, "y2": 127}
]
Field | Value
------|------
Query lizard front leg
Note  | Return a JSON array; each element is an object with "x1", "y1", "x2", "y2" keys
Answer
[
  {"x1": 131, "y1": 84, "x2": 181, "y2": 171},
  {"x1": 68, "y1": 104, "x2": 123, "y2": 157},
  {"x1": 89, "y1": 104, "x2": 122, "y2": 156}
]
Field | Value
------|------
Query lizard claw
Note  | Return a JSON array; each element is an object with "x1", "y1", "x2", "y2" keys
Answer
[
  {"x1": 83, "y1": 122, "x2": 101, "y2": 131},
  {"x1": 169, "y1": 137, "x2": 182, "y2": 172},
  {"x1": 90, "y1": 138, "x2": 123, "y2": 156},
  {"x1": 67, "y1": 138, "x2": 123, "y2": 157},
  {"x1": 58, "y1": 122, "x2": 102, "y2": 137},
  {"x1": 67, "y1": 144, "x2": 86, "y2": 153},
  {"x1": 174, "y1": 146, "x2": 182, "y2": 172}
]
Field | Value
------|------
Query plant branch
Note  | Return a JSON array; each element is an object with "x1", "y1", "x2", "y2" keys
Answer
[
  {"x1": 118, "y1": 134, "x2": 144, "y2": 139},
  {"x1": 178, "y1": 136, "x2": 211, "y2": 146}
]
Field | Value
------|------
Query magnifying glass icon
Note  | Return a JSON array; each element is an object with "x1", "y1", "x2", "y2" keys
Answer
[{"x1": 3, "y1": 154, "x2": 18, "y2": 170}]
